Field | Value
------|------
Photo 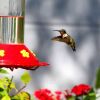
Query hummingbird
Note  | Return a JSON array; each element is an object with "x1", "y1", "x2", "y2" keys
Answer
[{"x1": 51, "y1": 29, "x2": 76, "y2": 51}]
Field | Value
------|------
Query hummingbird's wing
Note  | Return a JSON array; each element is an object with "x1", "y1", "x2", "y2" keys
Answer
[
  {"x1": 51, "y1": 35, "x2": 76, "y2": 51},
  {"x1": 51, "y1": 36, "x2": 64, "y2": 42}
]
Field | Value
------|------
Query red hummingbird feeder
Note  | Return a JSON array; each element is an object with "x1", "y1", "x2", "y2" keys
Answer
[{"x1": 0, "y1": 0, "x2": 49, "y2": 71}]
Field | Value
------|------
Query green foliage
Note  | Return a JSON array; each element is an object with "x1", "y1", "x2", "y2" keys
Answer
[
  {"x1": 0, "y1": 68, "x2": 32, "y2": 100},
  {"x1": 95, "y1": 67, "x2": 100, "y2": 89},
  {"x1": 67, "y1": 96, "x2": 76, "y2": 100},
  {"x1": 21, "y1": 71, "x2": 31, "y2": 84},
  {"x1": 1, "y1": 77, "x2": 16, "y2": 89},
  {"x1": 0, "y1": 76, "x2": 16, "y2": 99},
  {"x1": 1, "y1": 95, "x2": 11, "y2": 100},
  {"x1": 11, "y1": 91, "x2": 30, "y2": 100},
  {"x1": 0, "y1": 69, "x2": 9, "y2": 74},
  {"x1": 83, "y1": 89, "x2": 96, "y2": 100},
  {"x1": 0, "y1": 88, "x2": 8, "y2": 98}
]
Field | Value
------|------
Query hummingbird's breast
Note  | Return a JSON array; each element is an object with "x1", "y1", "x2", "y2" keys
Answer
[
  {"x1": 62, "y1": 34, "x2": 68, "y2": 38},
  {"x1": 62, "y1": 35, "x2": 71, "y2": 44}
]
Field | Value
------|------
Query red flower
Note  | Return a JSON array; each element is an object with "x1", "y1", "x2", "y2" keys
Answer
[
  {"x1": 71, "y1": 84, "x2": 91, "y2": 96},
  {"x1": 55, "y1": 91, "x2": 62, "y2": 100},
  {"x1": 64, "y1": 89, "x2": 72, "y2": 98},
  {"x1": 34, "y1": 89, "x2": 54, "y2": 100}
]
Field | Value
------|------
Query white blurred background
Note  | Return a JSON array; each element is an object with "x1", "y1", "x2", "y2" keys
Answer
[{"x1": 1, "y1": 0, "x2": 100, "y2": 95}]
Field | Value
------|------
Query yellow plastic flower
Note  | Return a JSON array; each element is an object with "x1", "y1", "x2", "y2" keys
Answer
[
  {"x1": 20, "y1": 49, "x2": 30, "y2": 58},
  {"x1": 0, "y1": 50, "x2": 5, "y2": 57}
]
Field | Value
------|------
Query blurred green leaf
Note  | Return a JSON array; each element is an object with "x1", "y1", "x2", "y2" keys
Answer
[
  {"x1": 67, "y1": 96, "x2": 76, "y2": 100},
  {"x1": 11, "y1": 95, "x2": 20, "y2": 100},
  {"x1": 0, "y1": 69, "x2": 8, "y2": 74},
  {"x1": 0, "y1": 77, "x2": 9, "y2": 88},
  {"x1": 30, "y1": 96, "x2": 34, "y2": 100},
  {"x1": 2, "y1": 77, "x2": 10, "y2": 86},
  {"x1": 21, "y1": 71, "x2": 31, "y2": 84},
  {"x1": 10, "y1": 82, "x2": 16, "y2": 90},
  {"x1": 0, "y1": 87, "x2": 8, "y2": 98},
  {"x1": 83, "y1": 95, "x2": 96, "y2": 100},
  {"x1": 95, "y1": 67, "x2": 100, "y2": 89},
  {"x1": 0, "y1": 77, "x2": 16, "y2": 96},
  {"x1": 0, "y1": 88, "x2": 4, "y2": 92},
  {"x1": 1, "y1": 95, "x2": 11, "y2": 100},
  {"x1": 83, "y1": 89, "x2": 96, "y2": 100},
  {"x1": 1, "y1": 77, "x2": 16, "y2": 90},
  {"x1": 12, "y1": 91, "x2": 30, "y2": 100},
  {"x1": 19, "y1": 91, "x2": 30, "y2": 100}
]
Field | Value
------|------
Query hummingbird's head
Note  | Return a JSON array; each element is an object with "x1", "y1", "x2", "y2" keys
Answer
[{"x1": 53, "y1": 29, "x2": 66, "y2": 34}]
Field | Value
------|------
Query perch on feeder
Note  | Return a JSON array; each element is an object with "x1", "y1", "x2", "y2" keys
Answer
[{"x1": 0, "y1": 0, "x2": 49, "y2": 71}]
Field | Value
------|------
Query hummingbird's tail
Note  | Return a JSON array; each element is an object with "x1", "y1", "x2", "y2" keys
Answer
[
  {"x1": 72, "y1": 47, "x2": 76, "y2": 52},
  {"x1": 70, "y1": 41, "x2": 76, "y2": 52}
]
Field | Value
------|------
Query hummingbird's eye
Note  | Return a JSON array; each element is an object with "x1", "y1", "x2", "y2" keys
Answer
[
  {"x1": 61, "y1": 29, "x2": 66, "y2": 33},
  {"x1": 63, "y1": 30, "x2": 66, "y2": 33}
]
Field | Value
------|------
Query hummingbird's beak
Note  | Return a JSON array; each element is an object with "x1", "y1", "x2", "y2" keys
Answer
[{"x1": 53, "y1": 30, "x2": 60, "y2": 32}]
